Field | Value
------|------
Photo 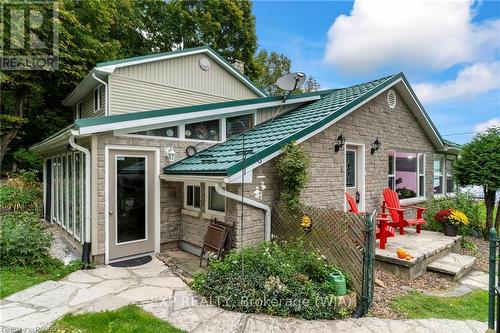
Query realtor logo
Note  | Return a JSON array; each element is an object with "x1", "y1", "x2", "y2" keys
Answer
[{"x1": 0, "y1": 0, "x2": 59, "y2": 70}]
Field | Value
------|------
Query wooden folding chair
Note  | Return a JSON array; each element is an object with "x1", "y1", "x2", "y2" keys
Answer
[{"x1": 199, "y1": 224, "x2": 227, "y2": 267}]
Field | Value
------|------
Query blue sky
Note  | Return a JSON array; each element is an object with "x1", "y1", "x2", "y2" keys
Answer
[{"x1": 253, "y1": 0, "x2": 500, "y2": 144}]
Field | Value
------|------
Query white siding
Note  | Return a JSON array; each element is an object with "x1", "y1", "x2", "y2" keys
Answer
[
  {"x1": 108, "y1": 75, "x2": 234, "y2": 115},
  {"x1": 108, "y1": 53, "x2": 259, "y2": 115}
]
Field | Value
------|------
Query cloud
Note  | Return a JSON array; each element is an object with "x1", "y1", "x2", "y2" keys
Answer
[
  {"x1": 473, "y1": 118, "x2": 500, "y2": 133},
  {"x1": 413, "y1": 62, "x2": 500, "y2": 103},
  {"x1": 325, "y1": 0, "x2": 500, "y2": 73}
]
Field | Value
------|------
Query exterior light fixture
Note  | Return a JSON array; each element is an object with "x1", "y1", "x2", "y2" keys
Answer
[
  {"x1": 370, "y1": 138, "x2": 381, "y2": 155},
  {"x1": 165, "y1": 147, "x2": 176, "y2": 163},
  {"x1": 334, "y1": 133, "x2": 346, "y2": 152}
]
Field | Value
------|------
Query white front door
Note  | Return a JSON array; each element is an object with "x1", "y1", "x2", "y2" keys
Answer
[
  {"x1": 108, "y1": 150, "x2": 155, "y2": 261},
  {"x1": 345, "y1": 144, "x2": 365, "y2": 211}
]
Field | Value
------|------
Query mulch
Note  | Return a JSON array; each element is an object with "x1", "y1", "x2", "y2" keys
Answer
[{"x1": 368, "y1": 236, "x2": 486, "y2": 319}]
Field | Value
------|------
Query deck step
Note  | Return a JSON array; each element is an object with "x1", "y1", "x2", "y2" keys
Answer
[{"x1": 427, "y1": 253, "x2": 476, "y2": 281}]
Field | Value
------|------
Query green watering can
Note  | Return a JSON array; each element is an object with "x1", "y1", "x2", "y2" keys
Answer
[{"x1": 329, "y1": 269, "x2": 347, "y2": 296}]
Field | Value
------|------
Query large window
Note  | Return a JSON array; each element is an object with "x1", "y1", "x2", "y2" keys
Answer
[
  {"x1": 185, "y1": 119, "x2": 220, "y2": 141},
  {"x1": 207, "y1": 185, "x2": 225, "y2": 213},
  {"x1": 388, "y1": 151, "x2": 426, "y2": 200},
  {"x1": 50, "y1": 152, "x2": 86, "y2": 241},
  {"x1": 433, "y1": 154, "x2": 456, "y2": 195},
  {"x1": 226, "y1": 114, "x2": 253, "y2": 138},
  {"x1": 131, "y1": 126, "x2": 178, "y2": 138},
  {"x1": 185, "y1": 184, "x2": 201, "y2": 209}
]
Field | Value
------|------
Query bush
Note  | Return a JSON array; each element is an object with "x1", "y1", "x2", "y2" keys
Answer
[
  {"x1": 423, "y1": 192, "x2": 485, "y2": 238},
  {"x1": 0, "y1": 170, "x2": 42, "y2": 214},
  {"x1": 0, "y1": 212, "x2": 52, "y2": 267},
  {"x1": 192, "y1": 240, "x2": 350, "y2": 320}
]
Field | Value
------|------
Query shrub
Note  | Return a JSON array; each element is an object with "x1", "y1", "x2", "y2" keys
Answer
[
  {"x1": 424, "y1": 192, "x2": 484, "y2": 238},
  {"x1": 192, "y1": 240, "x2": 350, "y2": 320},
  {"x1": 0, "y1": 212, "x2": 52, "y2": 267},
  {"x1": 0, "y1": 170, "x2": 42, "y2": 214},
  {"x1": 275, "y1": 141, "x2": 309, "y2": 207}
]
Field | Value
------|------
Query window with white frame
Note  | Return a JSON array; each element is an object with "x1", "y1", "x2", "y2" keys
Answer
[
  {"x1": 94, "y1": 87, "x2": 101, "y2": 112},
  {"x1": 387, "y1": 151, "x2": 426, "y2": 200},
  {"x1": 433, "y1": 155, "x2": 444, "y2": 194},
  {"x1": 226, "y1": 114, "x2": 253, "y2": 138},
  {"x1": 185, "y1": 119, "x2": 220, "y2": 141},
  {"x1": 131, "y1": 126, "x2": 178, "y2": 138},
  {"x1": 185, "y1": 184, "x2": 201, "y2": 209},
  {"x1": 50, "y1": 152, "x2": 86, "y2": 241},
  {"x1": 446, "y1": 156, "x2": 456, "y2": 193},
  {"x1": 206, "y1": 184, "x2": 225, "y2": 213}
]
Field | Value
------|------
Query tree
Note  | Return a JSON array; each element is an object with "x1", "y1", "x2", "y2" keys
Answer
[
  {"x1": 302, "y1": 76, "x2": 321, "y2": 93},
  {"x1": 253, "y1": 49, "x2": 291, "y2": 95},
  {"x1": 454, "y1": 127, "x2": 500, "y2": 239},
  {"x1": 137, "y1": 0, "x2": 259, "y2": 79}
]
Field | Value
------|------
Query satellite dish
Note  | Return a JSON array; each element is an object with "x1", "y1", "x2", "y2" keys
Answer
[
  {"x1": 276, "y1": 72, "x2": 306, "y2": 103},
  {"x1": 276, "y1": 72, "x2": 306, "y2": 91}
]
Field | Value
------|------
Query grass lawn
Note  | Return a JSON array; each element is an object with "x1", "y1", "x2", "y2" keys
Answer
[
  {"x1": 391, "y1": 290, "x2": 488, "y2": 321},
  {"x1": 0, "y1": 260, "x2": 81, "y2": 298},
  {"x1": 42, "y1": 305, "x2": 186, "y2": 333}
]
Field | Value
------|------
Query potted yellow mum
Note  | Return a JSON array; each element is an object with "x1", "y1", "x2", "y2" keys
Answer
[{"x1": 435, "y1": 208, "x2": 469, "y2": 236}]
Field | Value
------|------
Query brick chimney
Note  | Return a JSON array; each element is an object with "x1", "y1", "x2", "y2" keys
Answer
[{"x1": 232, "y1": 59, "x2": 245, "y2": 74}]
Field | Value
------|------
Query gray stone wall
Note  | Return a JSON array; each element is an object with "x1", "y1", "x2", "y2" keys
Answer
[{"x1": 299, "y1": 89, "x2": 435, "y2": 213}]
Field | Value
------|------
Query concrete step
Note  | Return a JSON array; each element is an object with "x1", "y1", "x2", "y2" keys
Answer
[{"x1": 426, "y1": 253, "x2": 476, "y2": 281}]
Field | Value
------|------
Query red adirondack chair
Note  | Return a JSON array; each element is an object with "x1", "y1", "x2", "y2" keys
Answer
[
  {"x1": 381, "y1": 187, "x2": 427, "y2": 235},
  {"x1": 345, "y1": 192, "x2": 364, "y2": 214},
  {"x1": 345, "y1": 192, "x2": 394, "y2": 249}
]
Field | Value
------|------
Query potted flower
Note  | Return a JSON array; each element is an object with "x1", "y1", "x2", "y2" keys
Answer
[{"x1": 435, "y1": 208, "x2": 468, "y2": 236}]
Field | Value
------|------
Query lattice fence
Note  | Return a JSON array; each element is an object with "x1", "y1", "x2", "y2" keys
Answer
[{"x1": 271, "y1": 202, "x2": 375, "y2": 310}]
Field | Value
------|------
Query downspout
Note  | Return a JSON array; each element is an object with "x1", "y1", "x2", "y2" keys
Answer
[
  {"x1": 91, "y1": 71, "x2": 108, "y2": 116},
  {"x1": 69, "y1": 135, "x2": 92, "y2": 268},
  {"x1": 214, "y1": 183, "x2": 271, "y2": 241}
]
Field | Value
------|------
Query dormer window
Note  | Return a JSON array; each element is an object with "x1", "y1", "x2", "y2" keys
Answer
[{"x1": 94, "y1": 87, "x2": 101, "y2": 112}]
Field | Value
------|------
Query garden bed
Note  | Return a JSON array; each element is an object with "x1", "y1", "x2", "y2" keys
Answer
[{"x1": 191, "y1": 240, "x2": 354, "y2": 320}]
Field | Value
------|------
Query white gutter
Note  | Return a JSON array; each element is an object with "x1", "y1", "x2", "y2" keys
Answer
[
  {"x1": 214, "y1": 183, "x2": 271, "y2": 241},
  {"x1": 69, "y1": 135, "x2": 91, "y2": 244},
  {"x1": 92, "y1": 72, "x2": 109, "y2": 116}
]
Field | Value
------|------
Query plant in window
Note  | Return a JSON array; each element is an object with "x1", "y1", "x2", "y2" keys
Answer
[{"x1": 275, "y1": 141, "x2": 309, "y2": 207}]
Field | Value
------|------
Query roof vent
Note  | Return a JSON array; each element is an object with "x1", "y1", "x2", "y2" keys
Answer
[{"x1": 387, "y1": 90, "x2": 397, "y2": 109}]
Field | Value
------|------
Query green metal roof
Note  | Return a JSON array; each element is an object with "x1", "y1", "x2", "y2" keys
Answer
[
  {"x1": 74, "y1": 89, "x2": 333, "y2": 130},
  {"x1": 164, "y1": 73, "x2": 402, "y2": 177}
]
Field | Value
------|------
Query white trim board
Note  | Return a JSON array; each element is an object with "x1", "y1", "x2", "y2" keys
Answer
[{"x1": 104, "y1": 145, "x2": 160, "y2": 264}]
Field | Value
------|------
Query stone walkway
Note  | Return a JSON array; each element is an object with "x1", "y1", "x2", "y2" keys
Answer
[
  {"x1": 425, "y1": 269, "x2": 489, "y2": 297},
  {"x1": 0, "y1": 258, "x2": 488, "y2": 333}
]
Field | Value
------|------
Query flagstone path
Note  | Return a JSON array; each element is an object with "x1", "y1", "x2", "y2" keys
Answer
[{"x1": 0, "y1": 258, "x2": 488, "y2": 333}]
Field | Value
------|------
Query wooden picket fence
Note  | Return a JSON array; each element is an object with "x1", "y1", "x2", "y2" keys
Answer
[{"x1": 271, "y1": 201, "x2": 375, "y2": 309}]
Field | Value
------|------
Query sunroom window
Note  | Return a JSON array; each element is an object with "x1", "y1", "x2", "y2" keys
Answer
[
  {"x1": 185, "y1": 119, "x2": 220, "y2": 141},
  {"x1": 226, "y1": 114, "x2": 253, "y2": 138},
  {"x1": 387, "y1": 151, "x2": 426, "y2": 200}
]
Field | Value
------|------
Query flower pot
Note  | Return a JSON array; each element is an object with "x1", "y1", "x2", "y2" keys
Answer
[{"x1": 443, "y1": 224, "x2": 458, "y2": 237}]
